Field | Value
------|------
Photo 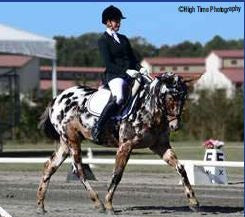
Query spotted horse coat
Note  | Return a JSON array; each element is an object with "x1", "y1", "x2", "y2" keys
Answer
[{"x1": 37, "y1": 72, "x2": 199, "y2": 214}]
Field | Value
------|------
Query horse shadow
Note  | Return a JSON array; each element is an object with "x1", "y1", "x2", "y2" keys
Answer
[{"x1": 116, "y1": 205, "x2": 244, "y2": 215}]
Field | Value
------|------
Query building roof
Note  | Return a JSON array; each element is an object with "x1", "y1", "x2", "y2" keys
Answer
[
  {"x1": 40, "y1": 66, "x2": 104, "y2": 73},
  {"x1": 221, "y1": 68, "x2": 244, "y2": 84},
  {"x1": 0, "y1": 55, "x2": 32, "y2": 67},
  {"x1": 213, "y1": 50, "x2": 244, "y2": 58},
  {"x1": 144, "y1": 57, "x2": 205, "y2": 66}
]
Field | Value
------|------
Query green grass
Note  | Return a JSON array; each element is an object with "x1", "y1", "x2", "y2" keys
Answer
[
  {"x1": 0, "y1": 140, "x2": 243, "y2": 175},
  {"x1": 3, "y1": 140, "x2": 99, "y2": 150},
  {"x1": 3, "y1": 140, "x2": 243, "y2": 161}
]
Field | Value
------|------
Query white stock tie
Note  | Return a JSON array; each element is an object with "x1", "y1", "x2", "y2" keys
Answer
[{"x1": 112, "y1": 33, "x2": 120, "y2": 44}]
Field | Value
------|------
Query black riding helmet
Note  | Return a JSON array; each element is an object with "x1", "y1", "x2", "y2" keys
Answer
[{"x1": 102, "y1": 5, "x2": 126, "y2": 24}]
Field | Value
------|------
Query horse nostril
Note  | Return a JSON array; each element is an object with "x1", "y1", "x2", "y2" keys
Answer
[
  {"x1": 169, "y1": 123, "x2": 179, "y2": 131},
  {"x1": 170, "y1": 124, "x2": 175, "y2": 131}
]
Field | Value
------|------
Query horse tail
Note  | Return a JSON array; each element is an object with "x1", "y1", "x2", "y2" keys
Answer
[{"x1": 38, "y1": 101, "x2": 60, "y2": 141}]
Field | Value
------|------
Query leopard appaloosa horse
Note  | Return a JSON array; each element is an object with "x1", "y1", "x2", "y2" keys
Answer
[{"x1": 37, "y1": 72, "x2": 199, "y2": 214}]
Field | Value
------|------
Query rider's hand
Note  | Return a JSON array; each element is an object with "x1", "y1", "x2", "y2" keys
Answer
[
  {"x1": 126, "y1": 69, "x2": 140, "y2": 78},
  {"x1": 139, "y1": 67, "x2": 148, "y2": 75}
]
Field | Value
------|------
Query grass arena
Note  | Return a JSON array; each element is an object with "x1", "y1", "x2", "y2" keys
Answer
[{"x1": 0, "y1": 142, "x2": 243, "y2": 217}]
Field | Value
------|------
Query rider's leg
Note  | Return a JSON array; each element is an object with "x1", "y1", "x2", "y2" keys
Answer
[
  {"x1": 108, "y1": 78, "x2": 127, "y2": 105},
  {"x1": 91, "y1": 78, "x2": 127, "y2": 142},
  {"x1": 91, "y1": 97, "x2": 118, "y2": 142}
]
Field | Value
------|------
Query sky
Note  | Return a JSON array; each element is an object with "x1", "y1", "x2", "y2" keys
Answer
[{"x1": 0, "y1": 2, "x2": 244, "y2": 47}]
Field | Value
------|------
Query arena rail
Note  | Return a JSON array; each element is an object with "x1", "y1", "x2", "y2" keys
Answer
[{"x1": 0, "y1": 157, "x2": 243, "y2": 168}]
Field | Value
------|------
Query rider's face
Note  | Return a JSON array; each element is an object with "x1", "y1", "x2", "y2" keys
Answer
[{"x1": 107, "y1": 19, "x2": 121, "y2": 32}]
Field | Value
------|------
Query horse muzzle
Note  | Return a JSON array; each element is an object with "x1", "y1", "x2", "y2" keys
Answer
[{"x1": 168, "y1": 118, "x2": 180, "y2": 131}]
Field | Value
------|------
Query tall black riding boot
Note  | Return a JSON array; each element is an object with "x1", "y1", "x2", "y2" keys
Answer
[{"x1": 91, "y1": 99, "x2": 118, "y2": 143}]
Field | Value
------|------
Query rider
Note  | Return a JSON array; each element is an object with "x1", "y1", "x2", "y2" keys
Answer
[{"x1": 91, "y1": 5, "x2": 148, "y2": 142}]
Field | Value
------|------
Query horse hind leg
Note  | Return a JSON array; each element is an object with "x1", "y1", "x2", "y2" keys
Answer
[
  {"x1": 150, "y1": 146, "x2": 199, "y2": 211},
  {"x1": 37, "y1": 139, "x2": 69, "y2": 214},
  {"x1": 69, "y1": 142, "x2": 105, "y2": 212}
]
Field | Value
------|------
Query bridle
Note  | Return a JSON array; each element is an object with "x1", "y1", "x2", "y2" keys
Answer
[{"x1": 163, "y1": 90, "x2": 186, "y2": 123}]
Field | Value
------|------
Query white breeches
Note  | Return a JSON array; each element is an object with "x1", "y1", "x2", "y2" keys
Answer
[{"x1": 108, "y1": 78, "x2": 127, "y2": 105}]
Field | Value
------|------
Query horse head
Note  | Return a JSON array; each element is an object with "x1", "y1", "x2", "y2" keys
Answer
[{"x1": 150, "y1": 72, "x2": 187, "y2": 131}]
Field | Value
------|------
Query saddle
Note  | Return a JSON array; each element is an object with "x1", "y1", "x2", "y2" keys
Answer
[{"x1": 86, "y1": 78, "x2": 142, "y2": 120}]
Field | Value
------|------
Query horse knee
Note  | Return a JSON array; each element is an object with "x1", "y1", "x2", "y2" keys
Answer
[
  {"x1": 42, "y1": 160, "x2": 50, "y2": 174},
  {"x1": 43, "y1": 168, "x2": 57, "y2": 183},
  {"x1": 42, "y1": 160, "x2": 57, "y2": 182},
  {"x1": 163, "y1": 149, "x2": 178, "y2": 167}
]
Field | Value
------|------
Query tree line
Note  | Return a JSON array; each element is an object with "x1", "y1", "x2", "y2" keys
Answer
[
  {"x1": 172, "y1": 89, "x2": 243, "y2": 142},
  {"x1": 41, "y1": 34, "x2": 244, "y2": 67}
]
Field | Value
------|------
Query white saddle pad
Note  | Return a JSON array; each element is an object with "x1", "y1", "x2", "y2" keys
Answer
[{"x1": 86, "y1": 88, "x2": 111, "y2": 116}]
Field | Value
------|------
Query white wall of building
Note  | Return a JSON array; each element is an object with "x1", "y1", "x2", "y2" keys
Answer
[
  {"x1": 141, "y1": 60, "x2": 152, "y2": 74},
  {"x1": 194, "y1": 52, "x2": 234, "y2": 97},
  {"x1": 19, "y1": 57, "x2": 40, "y2": 94},
  {"x1": 0, "y1": 58, "x2": 40, "y2": 95}
]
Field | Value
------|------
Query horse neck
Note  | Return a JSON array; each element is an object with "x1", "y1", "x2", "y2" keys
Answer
[{"x1": 135, "y1": 83, "x2": 164, "y2": 126}]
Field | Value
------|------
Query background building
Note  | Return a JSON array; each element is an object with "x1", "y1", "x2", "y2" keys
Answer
[
  {"x1": 194, "y1": 49, "x2": 244, "y2": 97},
  {"x1": 141, "y1": 57, "x2": 205, "y2": 80},
  {"x1": 1, "y1": 49, "x2": 243, "y2": 96},
  {"x1": 0, "y1": 55, "x2": 39, "y2": 94},
  {"x1": 40, "y1": 66, "x2": 104, "y2": 92},
  {"x1": 141, "y1": 49, "x2": 244, "y2": 96},
  {"x1": 0, "y1": 23, "x2": 56, "y2": 146}
]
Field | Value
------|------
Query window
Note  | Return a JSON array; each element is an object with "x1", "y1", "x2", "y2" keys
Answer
[
  {"x1": 231, "y1": 60, "x2": 237, "y2": 65},
  {"x1": 63, "y1": 72, "x2": 72, "y2": 79},
  {"x1": 173, "y1": 66, "x2": 177, "y2": 71},
  {"x1": 40, "y1": 72, "x2": 50, "y2": 79},
  {"x1": 153, "y1": 66, "x2": 160, "y2": 72},
  {"x1": 160, "y1": 66, "x2": 165, "y2": 71},
  {"x1": 58, "y1": 73, "x2": 63, "y2": 79},
  {"x1": 184, "y1": 66, "x2": 189, "y2": 71}
]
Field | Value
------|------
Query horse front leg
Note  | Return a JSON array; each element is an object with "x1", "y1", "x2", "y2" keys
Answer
[
  {"x1": 150, "y1": 146, "x2": 199, "y2": 211},
  {"x1": 69, "y1": 142, "x2": 105, "y2": 212},
  {"x1": 105, "y1": 142, "x2": 132, "y2": 214},
  {"x1": 37, "y1": 139, "x2": 69, "y2": 214},
  {"x1": 163, "y1": 148, "x2": 199, "y2": 210}
]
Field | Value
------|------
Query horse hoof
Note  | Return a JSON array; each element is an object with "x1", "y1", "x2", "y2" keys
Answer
[
  {"x1": 106, "y1": 208, "x2": 115, "y2": 215},
  {"x1": 189, "y1": 202, "x2": 200, "y2": 212},
  {"x1": 94, "y1": 202, "x2": 106, "y2": 213},
  {"x1": 96, "y1": 205, "x2": 106, "y2": 213},
  {"x1": 36, "y1": 207, "x2": 47, "y2": 215}
]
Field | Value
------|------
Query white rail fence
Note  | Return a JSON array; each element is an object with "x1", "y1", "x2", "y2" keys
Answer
[{"x1": 0, "y1": 157, "x2": 243, "y2": 167}]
